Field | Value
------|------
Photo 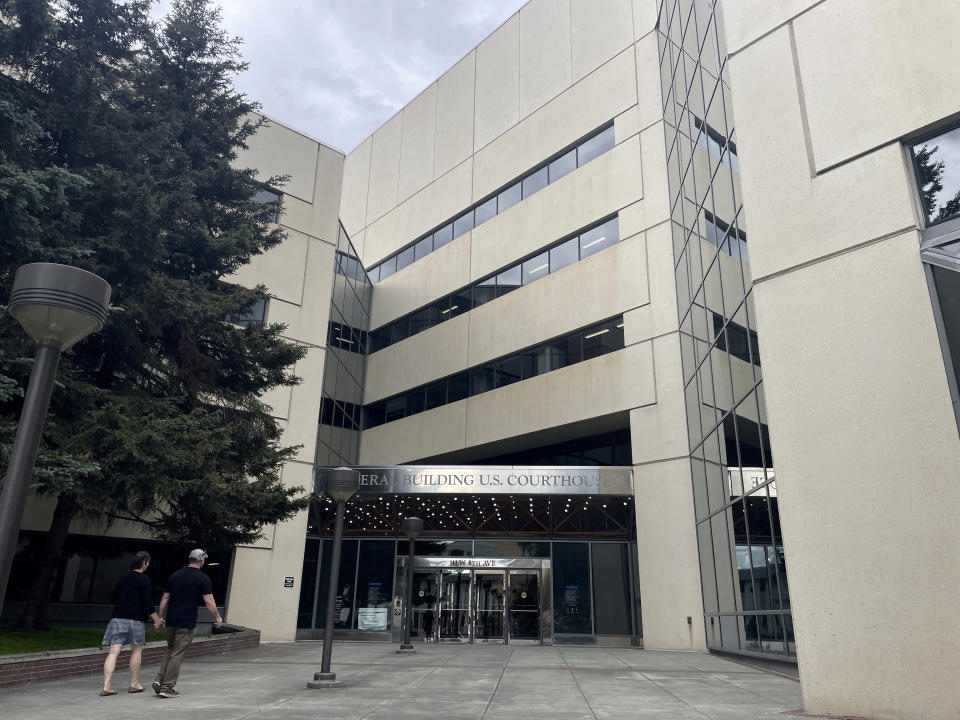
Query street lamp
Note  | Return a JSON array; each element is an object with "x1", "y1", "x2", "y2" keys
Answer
[
  {"x1": 397, "y1": 516, "x2": 423, "y2": 653},
  {"x1": 308, "y1": 466, "x2": 359, "y2": 689},
  {"x1": 0, "y1": 263, "x2": 110, "y2": 619}
]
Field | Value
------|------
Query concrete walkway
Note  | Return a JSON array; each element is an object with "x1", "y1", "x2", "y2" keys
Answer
[{"x1": 0, "y1": 641, "x2": 805, "y2": 719}]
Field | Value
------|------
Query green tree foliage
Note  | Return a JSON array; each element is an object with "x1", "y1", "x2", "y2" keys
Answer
[
  {"x1": 0, "y1": 0, "x2": 311, "y2": 626},
  {"x1": 914, "y1": 143, "x2": 960, "y2": 224}
]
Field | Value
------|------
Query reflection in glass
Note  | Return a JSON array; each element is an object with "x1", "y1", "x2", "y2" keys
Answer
[
  {"x1": 498, "y1": 182, "x2": 522, "y2": 213},
  {"x1": 496, "y1": 265, "x2": 522, "y2": 296},
  {"x1": 475, "y1": 196, "x2": 497, "y2": 225},
  {"x1": 577, "y1": 125, "x2": 615, "y2": 166},
  {"x1": 549, "y1": 149, "x2": 577, "y2": 183},
  {"x1": 553, "y1": 542, "x2": 592, "y2": 634},
  {"x1": 522, "y1": 251, "x2": 549, "y2": 284},
  {"x1": 580, "y1": 217, "x2": 619, "y2": 258},
  {"x1": 550, "y1": 237, "x2": 579, "y2": 272},
  {"x1": 522, "y1": 166, "x2": 548, "y2": 198},
  {"x1": 913, "y1": 125, "x2": 960, "y2": 227},
  {"x1": 433, "y1": 223, "x2": 453, "y2": 248},
  {"x1": 453, "y1": 211, "x2": 474, "y2": 238}
]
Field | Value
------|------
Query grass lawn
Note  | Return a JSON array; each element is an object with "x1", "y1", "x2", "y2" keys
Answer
[{"x1": 0, "y1": 627, "x2": 167, "y2": 655}]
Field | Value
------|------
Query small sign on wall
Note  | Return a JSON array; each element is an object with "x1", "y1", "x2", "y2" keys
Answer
[{"x1": 284, "y1": 577, "x2": 295, "y2": 588}]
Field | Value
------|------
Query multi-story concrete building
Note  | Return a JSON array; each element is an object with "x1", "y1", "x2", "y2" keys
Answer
[{"x1": 8, "y1": 1, "x2": 960, "y2": 717}]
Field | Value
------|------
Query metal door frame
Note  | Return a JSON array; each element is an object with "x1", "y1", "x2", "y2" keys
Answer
[
  {"x1": 506, "y1": 568, "x2": 541, "y2": 645},
  {"x1": 397, "y1": 557, "x2": 551, "y2": 645}
]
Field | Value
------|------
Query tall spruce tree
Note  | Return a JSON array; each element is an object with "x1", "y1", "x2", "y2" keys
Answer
[{"x1": 0, "y1": 0, "x2": 311, "y2": 628}]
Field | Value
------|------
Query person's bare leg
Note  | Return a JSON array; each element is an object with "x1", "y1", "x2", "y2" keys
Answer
[
  {"x1": 129, "y1": 645, "x2": 143, "y2": 689},
  {"x1": 103, "y1": 644, "x2": 122, "y2": 691}
]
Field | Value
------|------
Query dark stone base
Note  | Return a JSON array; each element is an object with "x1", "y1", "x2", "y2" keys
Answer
[
  {"x1": 307, "y1": 671, "x2": 341, "y2": 689},
  {"x1": 396, "y1": 644, "x2": 416, "y2": 654}
]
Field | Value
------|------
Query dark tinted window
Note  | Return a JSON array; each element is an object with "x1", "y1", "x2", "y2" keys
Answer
[
  {"x1": 496, "y1": 265, "x2": 521, "y2": 297},
  {"x1": 472, "y1": 279, "x2": 497, "y2": 309}
]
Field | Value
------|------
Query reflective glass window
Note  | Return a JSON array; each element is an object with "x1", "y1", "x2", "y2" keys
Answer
[
  {"x1": 475, "y1": 196, "x2": 497, "y2": 225},
  {"x1": 355, "y1": 541, "x2": 395, "y2": 630},
  {"x1": 447, "y1": 372, "x2": 470, "y2": 403},
  {"x1": 472, "y1": 278, "x2": 497, "y2": 308},
  {"x1": 409, "y1": 306, "x2": 438, "y2": 336},
  {"x1": 553, "y1": 542, "x2": 592, "y2": 634},
  {"x1": 425, "y1": 380, "x2": 447, "y2": 410},
  {"x1": 384, "y1": 396, "x2": 406, "y2": 423},
  {"x1": 549, "y1": 149, "x2": 577, "y2": 183},
  {"x1": 522, "y1": 166, "x2": 548, "y2": 198},
  {"x1": 582, "y1": 318, "x2": 624, "y2": 360},
  {"x1": 388, "y1": 318, "x2": 409, "y2": 345},
  {"x1": 550, "y1": 237, "x2": 579, "y2": 272},
  {"x1": 497, "y1": 182, "x2": 522, "y2": 213},
  {"x1": 406, "y1": 387, "x2": 425, "y2": 416},
  {"x1": 497, "y1": 356, "x2": 524, "y2": 387},
  {"x1": 448, "y1": 291, "x2": 470, "y2": 319},
  {"x1": 912, "y1": 125, "x2": 960, "y2": 226},
  {"x1": 367, "y1": 264, "x2": 380, "y2": 283},
  {"x1": 433, "y1": 223, "x2": 453, "y2": 248},
  {"x1": 579, "y1": 217, "x2": 619, "y2": 258},
  {"x1": 471, "y1": 364, "x2": 497, "y2": 395},
  {"x1": 592, "y1": 544, "x2": 632, "y2": 635},
  {"x1": 378, "y1": 255, "x2": 397, "y2": 280},
  {"x1": 363, "y1": 401, "x2": 385, "y2": 428},
  {"x1": 522, "y1": 251, "x2": 549, "y2": 285},
  {"x1": 577, "y1": 125, "x2": 615, "y2": 166},
  {"x1": 453, "y1": 211, "x2": 474, "y2": 238},
  {"x1": 414, "y1": 236, "x2": 433, "y2": 260},
  {"x1": 496, "y1": 265, "x2": 522, "y2": 297},
  {"x1": 396, "y1": 245, "x2": 415, "y2": 271},
  {"x1": 297, "y1": 539, "x2": 319, "y2": 628}
]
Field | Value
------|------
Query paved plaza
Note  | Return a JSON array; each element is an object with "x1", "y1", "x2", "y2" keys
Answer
[{"x1": 0, "y1": 642, "x2": 806, "y2": 719}]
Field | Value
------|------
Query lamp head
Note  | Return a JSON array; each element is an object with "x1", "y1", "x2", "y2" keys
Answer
[
  {"x1": 8, "y1": 263, "x2": 111, "y2": 350},
  {"x1": 323, "y1": 466, "x2": 359, "y2": 502},
  {"x1": 402, "y1": 517, "x2": 424, "y2": 539}
]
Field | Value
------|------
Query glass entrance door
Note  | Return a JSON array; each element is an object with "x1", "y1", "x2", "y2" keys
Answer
[
  {"x1": 507, "y1": 571, "x2": 540, "y2": 643},
  {"x1": 474, "y1": 570, "x2": 506, "y2": 641},
  {"x1": 439, "y1": 569, "x2": 471, "y2": 641},
  {"x1": 410, "y1": 571, "x2": 439, "y2": 641}
]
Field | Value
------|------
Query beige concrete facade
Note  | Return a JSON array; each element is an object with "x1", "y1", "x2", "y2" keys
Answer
[{"x1": 723, "y1": 0, "x2": 960, "y2": 717}]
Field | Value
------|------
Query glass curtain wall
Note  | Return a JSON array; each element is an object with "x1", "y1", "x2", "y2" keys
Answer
[
  {"x1": 657, "y1": 0, "x2": 793, "y2": 658},
  {"x1": 316, "y1": 223, "x2": 372, "y2": 466}
]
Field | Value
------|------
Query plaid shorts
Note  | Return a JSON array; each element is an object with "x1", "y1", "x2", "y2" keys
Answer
[{"x1": 101, "y1": 617, "x2": 146, "y2": 647}]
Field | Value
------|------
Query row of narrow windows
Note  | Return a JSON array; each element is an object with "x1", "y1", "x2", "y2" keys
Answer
[
  {"x1": 367, "y1": 123, "x2": 616, "y2": 284},
  {"x1": 363, "y1": 315, "x2": 625, "y2": 428}
]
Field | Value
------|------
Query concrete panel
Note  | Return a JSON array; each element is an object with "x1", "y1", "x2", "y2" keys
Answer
[
  {"x1": 231, "y1": 228, "x2": 309, "y2": 306},
  {"x1": 363, "y1": 158, "x2": 473, "y2": 265},
  {"x1": 471, "y1": 136, "x2": 643, "y2": 281},
  {"x1": 284, "y1": 345, "x2": 327, "y2": 465},
  {"x1": 358, "y1": 402, "x2": 468, "y2": 465},
  {"x1": 468, "y1": 232, "x2": 648, "y2": 367},
  {"x1": 365, "y1": 112, "x2": 403, "y2": 224},
  {"x1": 630, "y1": 334, "x2": 689, "y2": 465},
  {"x1": 465, "y1": 343, "x2": 655, "y2": 447},
  {"x1": 519, "y1": 0, "x2": 572, "y2": 118},
  {"x1": 632, "y1": 0, "x2": 659, "y2": 39},
  {"x1": 635, "y1": 32, "x2": 663, "y2": 131},
  {"x1": 617, "y1": 123, "x2": 671, "y2": 234},
  {"x1": 435, "y1": 52, "x2": 476, "y2": 178},
  {"x1": 793, "y1": 0, "x2": 960, "y2": 171},
  {"x1": 311, "y1": 144, "x2": 345, "y2": 246},
  {"x1": 633, "y1": 458, "x2": 706, "y2": 650},
  {"x1": 571, "y1": 0, "x2": 634, "y2": 82},
  {"x1": 398, "y1": 84, "x2": 437, "y2": 203},
  {"x1": 227, "y1": 488, "x2": 310, "y2": 641},
  {"x1": 474, "y1": 13, "x2": 520, "y2": 150},
  {"x1": 340, "y1": 136, "x2": 372, "y2": 237},
  {"x1": 364, "y1": 314, "x2": 469, "y2": 405},
  {"x1": 474, "y1": 47, "x2": 637, "y2": 203},
  {"x1": 628, "y1": 221, "x2": 679, "y2": 343},
  {"x1": 727, "y1": 29, "x2": 916, "y2": 281},
  {"x1": 753, "y1": 231, "x2": 960, "y2": 719},
  {"x1": 614, "y1": 106, "x2": 641, "y2": 145},
  {"x1": 242, "y1": 117, "x2": 319, "y2": 203},
  {"x1": 368, "y1": 230, "x2": 472, "y2": 329},
  {"x1": 719, "y1": 0, "x2": 815, "y2": 54}
]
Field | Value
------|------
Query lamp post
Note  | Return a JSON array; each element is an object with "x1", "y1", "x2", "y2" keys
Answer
[
  {"x1": 397, "y1": 516, "x2": 423, "y2": 653},
  {"x1": 308, "y1": 466, "x2": 359, "y2": 689},
  {"x1": 0, "y1": 263, "x2": 110, "y2": 619}
]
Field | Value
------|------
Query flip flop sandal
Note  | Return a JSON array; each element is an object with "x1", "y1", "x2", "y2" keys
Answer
[
  {"x1": 128, "y1": 686, "x2": 145, "y2": 693},
  {"x1": 99, "y1": 689, "x2": 117, "y2": 696}
]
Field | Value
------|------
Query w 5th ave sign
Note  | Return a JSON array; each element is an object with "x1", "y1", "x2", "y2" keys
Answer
[{"x1": 314, "y1": 466, "x2": 633, "y2": 496}]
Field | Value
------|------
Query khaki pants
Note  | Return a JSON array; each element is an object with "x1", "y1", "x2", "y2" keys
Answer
[{"x1": 154, "y1": 627, "x2": 195, "y2": 690}]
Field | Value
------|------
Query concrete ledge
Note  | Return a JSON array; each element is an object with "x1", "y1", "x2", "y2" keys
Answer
[{"x1": 0, "y1": 626, "x2": 260, "y2": 688}]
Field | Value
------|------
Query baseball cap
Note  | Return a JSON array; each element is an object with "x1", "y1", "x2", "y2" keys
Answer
[{"x1": 188, "y1": 548, "x2": 208, "y2": 561}]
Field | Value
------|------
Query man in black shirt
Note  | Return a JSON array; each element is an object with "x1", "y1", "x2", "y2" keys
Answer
[
  {"x1": 100, "y1": 551, "x2": 164, "y2": 696},
  {"x1": 152, "y1": 549, "x2": 223, "y2": 698}
]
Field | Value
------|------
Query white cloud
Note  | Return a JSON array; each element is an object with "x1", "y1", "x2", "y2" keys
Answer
[{"x1": 153, "y1": 0, "x2": 527, "y2": 151}]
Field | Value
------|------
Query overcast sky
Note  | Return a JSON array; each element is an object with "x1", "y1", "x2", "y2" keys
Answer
[{"x1": 153, "y1": 1, "x2": 528, "y2": 152}]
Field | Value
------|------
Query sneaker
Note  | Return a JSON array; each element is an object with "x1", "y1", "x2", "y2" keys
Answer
[
  {"x1": 151, "y1": 681, "x2": 161, "y2": 695},
  {"x1": 158, "y1": 688, "x2": 179, "y2": 698}
]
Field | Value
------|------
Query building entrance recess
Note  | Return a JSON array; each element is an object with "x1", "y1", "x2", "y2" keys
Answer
[{"x1": 394, "y1": 557, "x2": 550, "y2": 645}]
